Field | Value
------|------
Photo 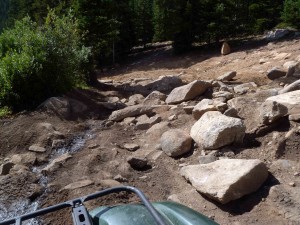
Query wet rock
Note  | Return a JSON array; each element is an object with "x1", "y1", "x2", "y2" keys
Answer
[
  {"x1": 180, "y1": 159, "x2": 268, "y2": 204},
  {"x1": 109, "y1": 105, "x2": 154, "y2": 122},
  {"x1": 28, "y1": 145, "x2": 46, "y2": 153},
  {"x1": 190, "y1": 111, "x2": 245, "y2": 150},
  {"x1": 221, "y1": 42, "x2": 231, "y2": 55},
  {"x1": 217, "y1": 71, "x2": 236, "y2": 82},
  {"x1": 61, "y1": 180, "x2": 94, "y2": 191},
  {"x1": 267, "y1": 67, "x2": 286, "y2": 80},
  {"x1": 192, "y1": 99, "x2": 217, "y2": 120},
  {"x1": 124, "y1": 143, "x2": 140, "y2": 152},
  {"x1": 0, "y1": 162, "x2": 15, "y2": 175},
  {"x1": 166, "y1": 80, "x2": 212, "y2": 104},
  {"x1": 161, "y1": 129, "x2": 192, "y2": 157},
  {"x1": 52, "y1": 139, "x2": 65, "y2": 148},
  {"x1": 10, "y1": 153, "x2": 37, "y2": 166},
  {"x1": 42, "y1": 153, "x2": 72, "y2": 175},
  {"x1": 127, "y1": 156, "x2": 149, "y2": 170}
]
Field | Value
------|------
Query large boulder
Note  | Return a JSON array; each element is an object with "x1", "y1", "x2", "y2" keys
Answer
[
  {"x1": 260, "y1": 90, "x2": 300, "y2": 124},
  {"x1": 190, "y1": 111, "x2": 245, "y2": 149},
  {"x1": 38, "y1": 97, "x2": 87, "y2": 119},
  {"x1": 161, "y1": 129, "x2": 192, "y2": 157},
  {"x1": 180, "y1": 159, "x2": 268, "y2": 204},
  {"x1": 166, "y1": 80, "x2": 211, "y2": 104},
  {"x1": 139, "y1": 75, "x2": 183, "y2": 94},
  {"x1": 109, "y1": 105, "x2": 154, "y2": 122}
]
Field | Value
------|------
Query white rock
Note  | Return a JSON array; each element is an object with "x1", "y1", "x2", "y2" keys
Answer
[
  {"x1": 180, "y1": 159, "x2": 268, "y2": 204},
  {"x1": 161, "y1": 129, "x2": 192, "y2": 157},
  {"x1": 166, "y1": 80, "x2": 211, "y2": 104},
  {"x1": 109, "y1": 105, "x2": 154, "y2": 122},
  {"x1": 192, "y1": 99, "x2": 217, "y2": 120},
  {"x1": 217, "y1": 71, "x2": 236, "y2": 81},
  {"x1": 260, "y1": 90, "x2": 300, "y2": 124},
  {"x1": 190, "y1": 111, "x2": 245, "y2": 149},
  {"x1": 28, "y1": 145, "x2": 46, "y2": 153}
]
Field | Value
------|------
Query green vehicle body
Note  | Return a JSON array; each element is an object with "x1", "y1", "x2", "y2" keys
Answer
[
  {"x1": 90, "y1": 201, "x2": 218, "y2": 225},
  {"x1": 0, "y1": 186, "x2": 219, "y2": 225}
]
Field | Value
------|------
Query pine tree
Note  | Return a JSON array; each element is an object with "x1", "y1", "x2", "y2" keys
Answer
[{"x1": 281, "y1": 0, "x2": 300, "y2": 28}]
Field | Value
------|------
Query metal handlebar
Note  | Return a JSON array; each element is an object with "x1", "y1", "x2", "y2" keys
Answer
[{"x1": 0, "y1": 186, "x2": 168, "y2": 225}]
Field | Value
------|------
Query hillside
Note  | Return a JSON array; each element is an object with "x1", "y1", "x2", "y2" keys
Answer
[{"x1": 1, "y1": 36, "x2": 300, "y2": 224}]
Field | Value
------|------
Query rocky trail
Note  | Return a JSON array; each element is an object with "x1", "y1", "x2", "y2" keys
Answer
[{"x1": 1, "y1": 35, "x2": 300, "y2": 225}]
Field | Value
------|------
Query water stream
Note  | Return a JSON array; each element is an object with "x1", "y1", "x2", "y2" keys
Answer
[{"x1": 0, "y1": 125, "x2": 95, "y2": 225}]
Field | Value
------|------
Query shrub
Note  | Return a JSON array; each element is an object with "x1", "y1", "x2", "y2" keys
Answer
[{"x1": 0, "y1": 11, "x2": 91, "y2": 111}]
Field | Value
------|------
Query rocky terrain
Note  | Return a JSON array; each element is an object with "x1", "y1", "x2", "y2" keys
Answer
[{"x1": 1, "y1": 36, "x2": 300, "y2": 225}]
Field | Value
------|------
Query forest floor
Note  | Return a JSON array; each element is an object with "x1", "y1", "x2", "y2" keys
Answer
[{"x1": 1, "y1": 36, "x2": 300, "y2": 225}]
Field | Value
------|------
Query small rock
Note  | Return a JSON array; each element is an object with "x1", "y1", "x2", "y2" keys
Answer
[
  {"x1": 52, "y1": 139, "x2": 65, "y2": 148},
  {"x1": 0, "y1": 162, "x2": 15, "y2": 175},
  {"x1": 88, "y1": 144, "x2": 100, "y2": 149},
  {"x1": 10, "y1": 153, "x2": 37, "y2": 166},
  {"x1": 166, "y1": 80, "x2": 212, "y2": 104},
  {"x1": 28, "y1": 145, "x2": 46, "y2": 153},
  {"x1": 168, "y1": 114, "x2": 177, "y2": 121},
  {"x1": 183, "y1": 106, "x2": 194, "y2": 114},
  {"x1": 105, "y1": 120, "x2": 114, "y2": 127},
  {"x1": 212, "y1": 91, "x2": 233, "y2": 100},
  {"x1": 289, "y1": 182, "x2": 296, "y2": 187},
  {"x1": 234, "y1": 82, "x2": 257, "y2": 95},
  {"x1": 114, "y1": 174, "x2": 128, "y2": 182},
  {"x1": 98, "y1": 179, "x2": 122, "y2": 188},
  {"x1": 192, "y1": 99, "x2": 217, "y2": 120},
  {"x1": 127, "y1": 94, "x2": 145, "y2": 106},
  {"x1": 161, "y1": 129, "x2": 192, "y2": 157},
  {"x1": 123, "y1": 117, "x2": 136, "y2": 125},
  {"x1": 217, "y1": 71, "x2": 236, "y2": 82},
  {"x1": 199, "y1": 155, "x2": 217, "y2": 164},
  {"x1": 61, "y1": 180, "x2": 94, "y2": 191},
  {"x1": 223, "y1": 108, "x2": 239, "y2": 118},
  {"x1": 127, "y1": 156, "x2": 149, "y2": 170},
  {"x1": 124, "y1": 143, "x2": 140, "y2": 152},
  {"x1": 289, "y1": 114, "x2": 300, "y2": 122},
  {"x1": 221, "y1": 42, "x2": 231, "y2": 55},
  {"x1": 267, "y1": 67, "x2": 286, "y2": 80},
  {"x1": 42, "y1": 153, "x2": 72, "y2": 175}
]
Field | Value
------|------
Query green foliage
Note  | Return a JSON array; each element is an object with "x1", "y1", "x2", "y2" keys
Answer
[
  {"x1": 281, "y1": 0, "x2": 300, "y2": 28},
  {"x1": 0, "y1": 12, "x2": 91, "y2": 111},
  {"x1": 0, "y1": 106, "x2": 12, "y2": 118}
]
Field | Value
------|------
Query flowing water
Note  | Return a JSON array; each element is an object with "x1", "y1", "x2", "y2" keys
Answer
[{"x1": 0, "y1": 125, "x2": 96, "y2": 225}]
